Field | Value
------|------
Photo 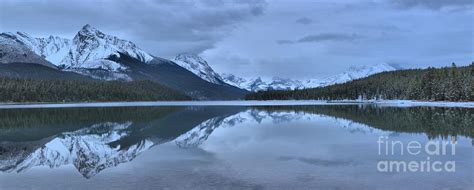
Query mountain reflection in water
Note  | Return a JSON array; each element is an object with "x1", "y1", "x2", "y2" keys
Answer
[{"x1": 0, "y1": 105, "x2": 472, "y2": 179}]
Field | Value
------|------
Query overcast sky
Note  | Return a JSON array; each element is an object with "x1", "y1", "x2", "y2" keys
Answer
[{"x1": 0, "y1": 0, "x2": 472, "y2": 79}]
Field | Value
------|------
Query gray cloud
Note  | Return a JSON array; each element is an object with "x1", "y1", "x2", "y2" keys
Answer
[
  {"x1": 295, "y1": 17, "x2": 313, "y2": 25},
  {"x1": 276, "y1": 40, "x2": 294, "y2": 45},
  {"x1": 297, "y1": 33, "x2": 362, "y2": 43},
  {"x1": 0, "y1": 0, "x2": 267, "y2": 57},
  {"x1": 389, "y1": 0, "x2": 473, "y2": 10},
  {"x1": 277, "y1": 33, "x2": 362, "y2": 45}
]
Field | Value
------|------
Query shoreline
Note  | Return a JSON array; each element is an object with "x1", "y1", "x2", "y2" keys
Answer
[{"x1": 0, "y1": 100, "x2": 473, "y2": 109}]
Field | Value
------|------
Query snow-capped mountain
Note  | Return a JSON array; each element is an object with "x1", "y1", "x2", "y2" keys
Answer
[
  {"x1": 221, "y1": 63, "x2": 399, "y2": 91},
  {"x1": 2, "y1": 24, "x2": 153, "y2": 70},
  {"x1": 66, "y1": 24, "x2": 154, "y2": 67},
  {"x1": 221, "y1": 74, "x2": 265, "y2": 92},
  {"x1": 300, "y1": 63, "x2": 398, "y2": 88},
  {"x1": 173, "y1": 53, "x2": 227, "y2": 85},
  {"x1": 221, "y1": 74, "x2": 304, "y2": 91}
]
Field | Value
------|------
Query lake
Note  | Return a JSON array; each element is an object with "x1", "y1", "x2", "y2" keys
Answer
[{"x1": 0, "y1": 104, "x2": 472, "y2": 189}]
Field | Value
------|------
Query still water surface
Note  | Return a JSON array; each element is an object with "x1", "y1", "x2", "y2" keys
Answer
[{"x1": 0, "y1": 105, "x2": 472, "y2": 189}]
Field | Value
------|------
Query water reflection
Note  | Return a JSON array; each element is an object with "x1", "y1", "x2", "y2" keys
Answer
[
  {"x1": 252, "y1": 105, "x2": 474, "y2": 139},
  {"x1": 0, "y1": 105, "x2": 472, "y2": 180},
  {"x1": 0, "y1": 106, "x2": 244, "y2": 178}
]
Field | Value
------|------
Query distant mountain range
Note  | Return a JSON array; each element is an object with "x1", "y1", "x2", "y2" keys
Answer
[
  {"x1": 173, "y1": 53, "x2": 399, "y2": 91},
  {"x1": 0, "y1": 25, "x2": 246, "y2": 100},
  {"x1": 234, "y1": 62, "x2": 399, "y2": 91}
]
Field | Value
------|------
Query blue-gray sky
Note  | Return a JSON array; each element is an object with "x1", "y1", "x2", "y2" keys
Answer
[{"x1": 0, "y1": 0, "x2": 472, "y2": 79}]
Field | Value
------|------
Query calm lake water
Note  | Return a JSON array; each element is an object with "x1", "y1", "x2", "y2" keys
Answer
[{"x1": 0, "y1": 105, "x2": 472, "y2": 189}]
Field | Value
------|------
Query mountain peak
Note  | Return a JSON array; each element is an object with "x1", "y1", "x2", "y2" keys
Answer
[
  {"x1": 175, "y1": 53, "x2": 206, "y2": 63},
  {"x1": 173, "y1": 53, "x2": 226, "y2": 85},
  {"x1": 76, "y1": 24, "x2": 104, "y2": 39},
  {"x1": 81, "y1": 24, "x2": 97, "y2": 32}
]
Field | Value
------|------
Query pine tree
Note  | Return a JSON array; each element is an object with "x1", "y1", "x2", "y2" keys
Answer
[
  {"x1": 421, "y1": 68, "x2": 435, "y2": 100},
  {"x1": 446, "y1": 63, "x2": 461, "y2": 101}
]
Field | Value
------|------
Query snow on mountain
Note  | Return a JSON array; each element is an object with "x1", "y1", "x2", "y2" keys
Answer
[
  {"x1": 0, "y1": 33, "x2": 56, "y2": 68},
  {"x1": 0, "y1": 24, "x2": 153, "y2": 74},
  {"x1": 4, "y1": 32, "x2": 73, "y2": 65},
  {"x1": 63, "y1": 24, "x2": 153, "y2": 67},
  {"x1": 221, "y1": 74, "x2": 304, "y2": 92},
  {"x1": 221, "y1": 74, "x2": 263, "y2": 91},
  {"x1": 301, "y1": 63, "x2": 398, "y2": 88},
  {"x1": 267, "y1": 77, "x2": 304, "y2": 90},
  {"x1": 221, "y1": 63, "x2": 398, "y2": 91},
  {"x1": 173, "y1": 53, "x2": 227, "y2": 85}
]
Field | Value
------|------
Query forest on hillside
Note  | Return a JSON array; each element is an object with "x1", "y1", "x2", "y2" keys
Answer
[
  {"x1": 0, "y1": 77, "x2": 191, "y2": 102},
  {"x1": 246, "y1": 63, "x2": 474, "y2": 101}
]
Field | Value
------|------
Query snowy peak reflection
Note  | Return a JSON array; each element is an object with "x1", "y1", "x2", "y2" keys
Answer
[
  {"x1": 174, "y1": 108, "x2": 386, "y2": 148},
  {"x1": 0, "y1": 122, "x2": 154, "y2": 178},
  {"x1": 0, "y1": 106, "x2": 244, "y2": 179}
]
